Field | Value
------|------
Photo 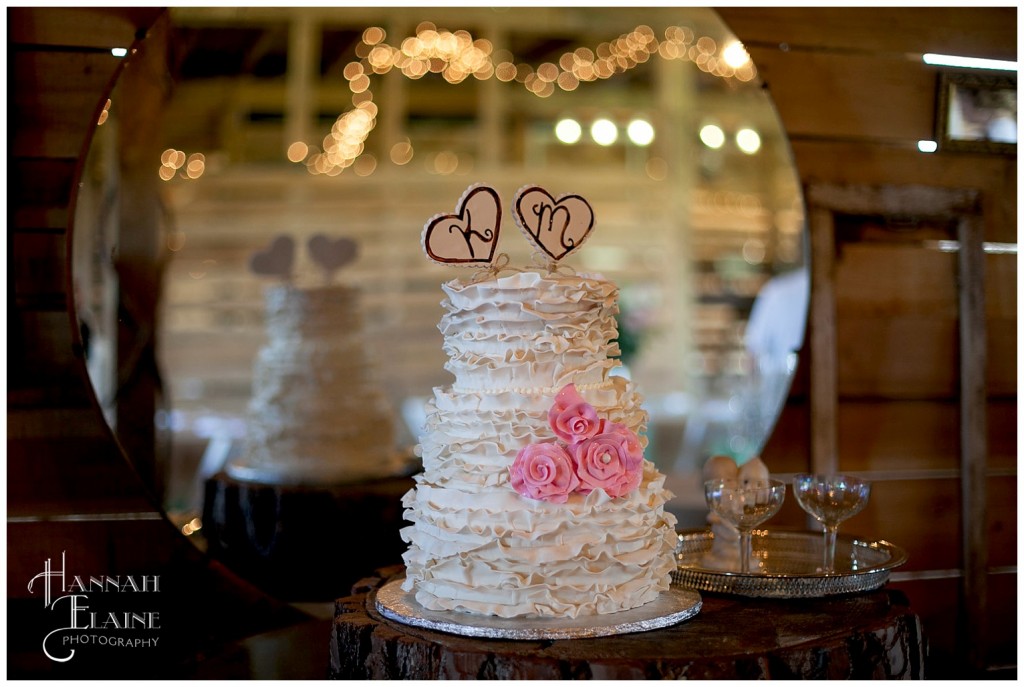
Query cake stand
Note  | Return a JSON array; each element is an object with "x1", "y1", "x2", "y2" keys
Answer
[{"x1": 329, "y1": 566, "x2": 925, "y2": 679}]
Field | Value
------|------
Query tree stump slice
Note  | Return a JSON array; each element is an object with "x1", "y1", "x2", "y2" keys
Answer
[{"x1": 329, "y1": 570, "x2": 924, "y2": 679}]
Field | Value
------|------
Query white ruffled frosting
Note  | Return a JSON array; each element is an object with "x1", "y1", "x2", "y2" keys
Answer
[
  {"x1": 229, "y1": 284, "x2": 402, "y2": 485},
  {"x1": 401, "y1": 271, "x2": 678, "y2": 618}
]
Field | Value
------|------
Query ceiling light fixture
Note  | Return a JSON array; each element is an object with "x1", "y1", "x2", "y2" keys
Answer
[
  {"x1": 591, "y1": 118, "x2": 618, "y2": 146},
  {"x1": 922, "y1": 53, "x2": 1017, "y2": 71},
  {"x1": 699, "y1": 124, "x2": 725, "y2": 149},
  {"x1": 627, "y1": 119, "x2": 655, "y2": 146},
  {"x1": 555, "y1": 118, "x2": 583, "y2": 144},
  {"x1": 735, "y1": 127, "x2": 761, "y2": 154}
]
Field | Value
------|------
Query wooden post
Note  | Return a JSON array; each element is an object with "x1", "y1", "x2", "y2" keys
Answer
[
  {"x1": 808, "y1": 205, "x2": 838, "y2": 475},
  {"x1": 957, "y1": 214, "x2": 988, "y2": 673},
  {"x1": 284, "y1": 12, "x2": 318, "y2": 154},
  {"x1": 805, "y1": 182, "x2": 987, "y2": 673}
]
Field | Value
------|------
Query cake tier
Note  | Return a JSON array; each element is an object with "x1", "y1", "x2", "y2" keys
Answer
[
  {"x1": 401, "y1": 461, "x2": 677, "y2": 618},
  {"x1": 439, "y1": 272, "x2": 622, "y2": 393},
  {"x1": 263, "y1": 283, "x2": 362, "y2": 343},
  {"x1": 418, "y1": 378, "x2": 645, "y2": 488},
  {"x1": 240, "y1": 283, "x2": 401, "y2": 484},
  {"x1": 249, "y1": 342, "x2": 383, "y2": 410}
]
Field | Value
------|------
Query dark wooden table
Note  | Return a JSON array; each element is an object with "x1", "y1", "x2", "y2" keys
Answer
[
  {"x1": 329, "y1": 568, "x2": 925, "y2": 679},
  {"x1": 202, "y1": 472, "x2": 414, "y2": 601}
]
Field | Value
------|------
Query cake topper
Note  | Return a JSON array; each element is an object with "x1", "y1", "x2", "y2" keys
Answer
[
  {"x1": 249, "y1": 235, "x2": 295, "y2": 281},
  {"x1": 512, "y1": 185, "x2": 595, "y2": 263},
  {"x1": 308, "y1": 234, "x2": 358, "y2": 282},
  {"x1": 422, "y1": 184, "x2": 502, "y2": 267}
]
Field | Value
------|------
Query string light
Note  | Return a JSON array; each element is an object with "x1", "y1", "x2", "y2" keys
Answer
[
  {"x1": 317, "y1": 23, "x2": 756, "y2": 173},
  {"x1": 162, "y1": 21, "x2": 758, "y2": 178},
  {"x1": 159, "y1": 148, "x2": 205, "y2": 181}
]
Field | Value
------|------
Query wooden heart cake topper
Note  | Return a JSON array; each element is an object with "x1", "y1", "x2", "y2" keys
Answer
[
  {"x1": 513, "y1": 185, "x2": 595, "y2": 262},
  {"x1": 250, "y1": 235, "x2": 295, "y2": 280},
  {"x1": 422, "y1": 184, "x2": 502, "y2": 267},
  {"x1": 308, "y1": 234, "x2": 358, "y2": 281}
]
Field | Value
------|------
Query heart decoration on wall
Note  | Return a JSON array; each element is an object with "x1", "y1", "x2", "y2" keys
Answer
[
  {"x1": 422, "y1": 184, "x2": 502, "y2": 267},
  {"x1": 249, "y1": 235, "x2": 295, "y2": 279},
  {"x1": 512, "y1": 185, "x2": 595, "y2": 262},
  {"x1": 308, "y1": 234, "x2": 358, "y2": 281}
]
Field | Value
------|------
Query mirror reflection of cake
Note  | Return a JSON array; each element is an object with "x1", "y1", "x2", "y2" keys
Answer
[{"x1": 226, "y1": 283, "x2": 406, "y2": 485}]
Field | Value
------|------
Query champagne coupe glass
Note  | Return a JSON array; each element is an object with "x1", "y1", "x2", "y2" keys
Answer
[
  {"x1": 792, "y1": 474, "x2": 871, "y2": 573},
  {"x1": 704, "y1": 478, "x2": 786, "y2": 573}
]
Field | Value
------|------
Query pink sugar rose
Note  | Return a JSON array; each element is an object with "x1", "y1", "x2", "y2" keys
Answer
[
  {"x1": 510, "y1": 442, "x2": 580, "y2": 503},
  {"x1": 548, "y1": 383, "x2": 601, "y2": 444},
  {"x1": 571, "y1": 422, "x2": 644, "y2": 498}
]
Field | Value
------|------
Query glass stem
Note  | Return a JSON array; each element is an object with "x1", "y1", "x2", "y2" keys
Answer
[
  {"x1": 823, "y1": 525, "x2": 838, "y2": 573},
  {"x1": 739, "y1": 529, "x2": 752, "y2": 573}
]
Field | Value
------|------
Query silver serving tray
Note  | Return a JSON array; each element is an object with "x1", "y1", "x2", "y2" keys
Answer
[
  {"x1": 375, "y1": 578, "x2": 702, "y2": 640},
  {"x1": 674, "y1": 528, "x2": 907, "y2": 599}
]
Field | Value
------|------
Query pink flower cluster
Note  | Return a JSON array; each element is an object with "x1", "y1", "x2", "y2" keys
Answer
[{"x1": 509, "y1": 384, "x2": 644, "y2": 503}]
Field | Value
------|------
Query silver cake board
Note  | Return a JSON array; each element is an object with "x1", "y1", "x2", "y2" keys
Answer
[{"x1": 374, "y1": 579, "x2": 702, "y2": 641}]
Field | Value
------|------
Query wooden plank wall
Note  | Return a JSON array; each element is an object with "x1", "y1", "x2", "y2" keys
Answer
[{"x1": 718, "y1": 7, "x2": 1017, "y2": 677}]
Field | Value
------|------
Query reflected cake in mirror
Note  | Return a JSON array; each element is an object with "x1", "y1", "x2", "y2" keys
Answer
[{"x1": 227, "y1": 283, "x2": 405, "y2": 485}]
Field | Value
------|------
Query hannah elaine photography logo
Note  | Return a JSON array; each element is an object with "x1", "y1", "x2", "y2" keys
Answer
[{"x1": 27, "y1": 551, "x2": 162, "y2": 663}]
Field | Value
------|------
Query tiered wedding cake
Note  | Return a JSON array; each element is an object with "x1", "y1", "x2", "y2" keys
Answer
[
  {"x1": 227, "y1": 283, "x2": 402, "y2": 485},
  {"x1": 400, "y1": 185, "x2": 678, "y2": 618}
]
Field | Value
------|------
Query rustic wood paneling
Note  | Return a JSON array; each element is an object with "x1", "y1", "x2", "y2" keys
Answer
[
  {"x1": 720, "y1": 7, "x2": 1017, "y2": 676},
  {"x1": 835, "y1": 399, "x2": 1024, "y2": 473},
  {"x1": 718, "y1": 7, "x2": 1015, "y2": 58},
  {"x1": 8, "y1": 7, "x2": 157, "y2": 49},
  {"x1": 835, "y1": 244, "x2": 958, "y2": 316},
  {"x1": 9, "y1": 158, "x2": 78, "y2": 209},
  {"x1": 789, "y1": 142, "x2": 1016, "y2": 226},
  {"x1": 749, "y1": 50, "x2": 937, "y2": 141},
  {"x1": 11, "y1": 232, "x2": 67, "y2": 298},
  {"x1": 836, "y1": 316, "x2": 958, "y2": 397},
  {"x1": 891, "y1": 571, "x2": 1017, "y2": 677},
  {"x1": 11, "y1": 52, "x2": 124, "y2": 158}
]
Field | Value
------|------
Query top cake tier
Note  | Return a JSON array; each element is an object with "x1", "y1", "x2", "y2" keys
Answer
[
  {"x1": 263, "y1": 283, "x2": 360, "y2": 342},
  {"x1": 439, "y1": 271, "x2": 622, "y2": 395}
]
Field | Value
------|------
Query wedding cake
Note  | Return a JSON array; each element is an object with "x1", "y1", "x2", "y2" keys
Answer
[
  {"x1": 400, "y1": 267, "x2": 679, "y2": 618},
  {"x1": 227, "y1": 283, "x2": 403, "y2": 485}
]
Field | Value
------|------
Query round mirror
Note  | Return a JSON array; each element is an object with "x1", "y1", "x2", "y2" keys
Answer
[{"x1": 76, "y1": 7, "x2": 807, "y2": 551}]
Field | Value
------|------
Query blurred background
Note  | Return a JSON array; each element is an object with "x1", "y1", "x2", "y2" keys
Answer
[{"x1": 75, "y1": 6, "x2": 806, "y2": 533}]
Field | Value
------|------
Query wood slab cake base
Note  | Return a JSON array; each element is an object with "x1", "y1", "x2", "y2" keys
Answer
[{"x1": 330, "y1": 568, "x2": 925, "y2": 680}]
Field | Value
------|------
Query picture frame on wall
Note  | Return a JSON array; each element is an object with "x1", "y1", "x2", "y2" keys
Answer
[{"x1": 935, "y1": 70, "x2": 1017, "y2": 154}]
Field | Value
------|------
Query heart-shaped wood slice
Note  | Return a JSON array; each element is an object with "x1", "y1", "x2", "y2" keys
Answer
[
  {"x1": 512, "y1": 185, "x2": 594, "y2": 262},
  {"x1": 250, "y1": 235, "x2": 295, "y2": 278},
  {"x1": 422, "y1": 184, "x2": 502, "y2": 266},
  {"x1": 308, "y1": 234, "x2": 358, "y2": 278}
]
